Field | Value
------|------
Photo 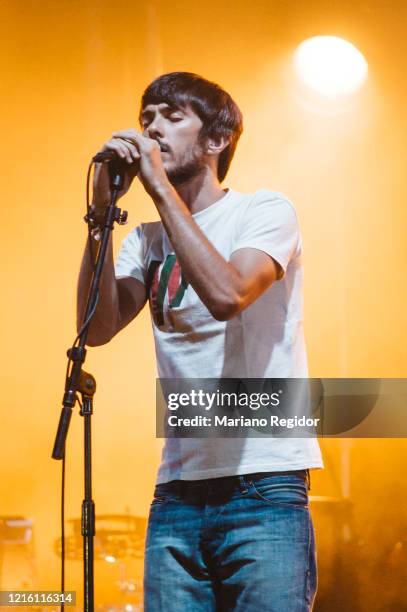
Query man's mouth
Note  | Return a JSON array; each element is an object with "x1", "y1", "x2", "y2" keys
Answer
[{"x1": 157, "y1": 140, "x2": 170, "y2": 153}]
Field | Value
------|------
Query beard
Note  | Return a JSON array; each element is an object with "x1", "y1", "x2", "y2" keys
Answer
[{"x1": 165, "y1": 144, "x2": 207, "y2": 186}]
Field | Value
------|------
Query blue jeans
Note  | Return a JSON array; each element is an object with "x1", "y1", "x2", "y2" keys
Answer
[{"x1": 144, "y1": 470, "x2": 317, "y2": 611}]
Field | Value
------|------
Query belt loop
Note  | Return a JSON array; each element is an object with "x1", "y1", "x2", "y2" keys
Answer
[
  {"x1": 306, "y1": 469, "x2": 311, "y2": 491},
  {"x1": 238, "y1": 475, "x2": 248, "y2": 494}
]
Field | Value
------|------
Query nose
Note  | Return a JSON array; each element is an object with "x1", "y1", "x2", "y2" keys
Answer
[{"x1": 145, "y1": 115, "x2": 164, "y2": 140}]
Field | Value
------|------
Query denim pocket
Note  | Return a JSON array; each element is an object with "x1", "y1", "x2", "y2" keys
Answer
[{"x1": 249, "y1": 474, "x2": 309, "y2": 510}]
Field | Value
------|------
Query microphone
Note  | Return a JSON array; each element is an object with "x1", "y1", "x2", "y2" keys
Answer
[
  {"x1": 93, "y1": 150, "x2": 119, "y2": 163},
  {"x1": 92, "y1": 149, "x2": 140, "y2": 185},
  {"x1": 92, "y1": 149, "x2": 140, "y2": 191}
]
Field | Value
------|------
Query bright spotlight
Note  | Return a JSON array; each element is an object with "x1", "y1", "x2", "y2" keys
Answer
[
  {"x1": 294, "y1": 36, "x2": 368, "y2": 96},
  {"x1": 104, "y1": 555, "x2": 116, "y2": 563}
]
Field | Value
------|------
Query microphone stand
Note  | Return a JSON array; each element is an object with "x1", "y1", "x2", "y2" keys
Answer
[{"x1": 52, "y1": 161, "x2": 128, "y2": 612}]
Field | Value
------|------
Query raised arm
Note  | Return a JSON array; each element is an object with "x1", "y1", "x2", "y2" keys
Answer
[{"x1": 76, "y1": 151, "x2": 146, "y2": 346}]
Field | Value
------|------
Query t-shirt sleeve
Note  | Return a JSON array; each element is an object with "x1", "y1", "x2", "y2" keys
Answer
[
  {"x1": 231, "y1": 190, "x2": 300, "y2": 278},
  {"x1": 114, "y1": 225, "x2": 146, "y2": 284}
]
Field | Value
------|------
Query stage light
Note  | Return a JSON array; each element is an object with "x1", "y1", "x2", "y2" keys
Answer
[
  {"x1": 294, "y1": 36, "x2": 368, "y2": 96},
  {"x1": 104, "y1": 554, "x2": 116, "y2": 563}
]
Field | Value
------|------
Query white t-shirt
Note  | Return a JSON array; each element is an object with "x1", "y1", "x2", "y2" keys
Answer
[{"x1": 115, "y1": 188, "x2": 323, "y2": 483}]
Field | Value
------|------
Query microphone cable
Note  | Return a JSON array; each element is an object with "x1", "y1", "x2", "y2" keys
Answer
[{"x1": 59, "y1": 159, "x2": 100, "y2": 611}]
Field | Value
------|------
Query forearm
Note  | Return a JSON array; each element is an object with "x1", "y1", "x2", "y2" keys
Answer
[
  {"x1": 77, "y1": 234, "x2": 120, "y2": 345},
  {"x1": 152, "y1": 185, "x2": 244, "y2": 320}
]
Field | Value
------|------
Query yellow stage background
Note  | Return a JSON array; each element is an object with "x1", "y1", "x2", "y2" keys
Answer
[{"x1": 1, "y1": 0, "x2": 407, "y2": 607}]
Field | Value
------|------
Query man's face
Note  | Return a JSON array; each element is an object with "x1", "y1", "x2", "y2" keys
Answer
[{"x1": 140, "y1": 102, "x2": 207, "y2": 185}]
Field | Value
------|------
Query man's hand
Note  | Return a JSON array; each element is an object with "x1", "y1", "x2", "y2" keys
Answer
[
  {"x1": 110, "y1": 128, "x2": 172, "y2": 198},
  {"x1": 92, "y1": 129, "x2": 172, "y2": 208},
  {"x1": 92, "y1": 137, "x2": 138, "y2": 208}
]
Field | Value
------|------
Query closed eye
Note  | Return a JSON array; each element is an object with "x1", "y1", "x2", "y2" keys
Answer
[{"x1": 140, "y1": 115, "x2": 182, "y2": 128}]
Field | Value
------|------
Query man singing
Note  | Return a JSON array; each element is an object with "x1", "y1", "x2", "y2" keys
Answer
[{"x1": 77, "y1": 71, "x2": 323, "y2": 611}]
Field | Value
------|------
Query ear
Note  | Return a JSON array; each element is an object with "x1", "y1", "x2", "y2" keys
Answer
[{"x1": 205, "y1": 135, "x2": 229, "y2": 156}]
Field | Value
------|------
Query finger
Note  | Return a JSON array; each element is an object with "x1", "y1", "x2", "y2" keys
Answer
[
  {"x1": 112, "y1": 129, "x2": 150, "y2": 150},
  {"x1": 104, "y1": 139, "x2": 133, "y2": 164},
  {"x1": 112, "y1": 128, "x2": 139, "y2": 140},
  {"x1": 110, "y1": 136, "x2": 140, "y2": 163},
  {"x1": 93, "y1": 161, "x2": 106, "y2": 185},
  {"x1": 112, "y1": 131, "x2": 161, "y2": 162},
  {"x1": 93, "y1": 161, "x2": 108, "y2": 181},
  {"x1": 112, "y1": 137, "x2": 141, "y2": 161}
]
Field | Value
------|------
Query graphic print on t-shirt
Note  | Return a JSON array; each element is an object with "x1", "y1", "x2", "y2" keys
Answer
[{"x1": 146, "y1": 254, "x2": 189, "y2": 327}]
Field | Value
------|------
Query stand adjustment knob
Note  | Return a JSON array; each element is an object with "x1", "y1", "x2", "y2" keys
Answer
[{"x1": 119, "y1": 210, "x2": 128, "y2": 225}]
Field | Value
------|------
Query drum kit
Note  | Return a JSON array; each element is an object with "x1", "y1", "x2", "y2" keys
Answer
[
  {"x1": 54, "y1": 514, "x2": 147, "y2": 611},
  {"x1": 0, "y1": 513, "x2": 146, "y2": 611}
]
